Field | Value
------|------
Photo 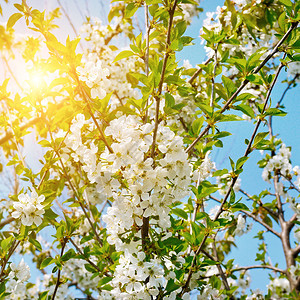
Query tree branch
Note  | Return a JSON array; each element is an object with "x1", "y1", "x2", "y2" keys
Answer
[
  {"x1": 292, "y1": 244, "x2": 300, "y2": 258},
  {"x1": 144, "y1": 0, "x2": 178, "y2": 246},
  {"x1": 52, "y1": 238, "x2": 67, "y2": 300},
  {"x1": 150, "y1": 0, "x2": 178, "y2": 159},
  {"x1": 181, "y1": 55, "x2": 287, "y2": 295},
  {"x1": 188, "y1": 57, "x2": 212, "y2": 85},
  {"x1": 186, "y1": 21, "x2": 299, "y2": 154},
  {"x1": 0, "y1": 217, "x2": 14, "y2": 228},
  {"x1": 209, "y1": 195, "x2": 281, "y2": 238},
  {"x1": 232, "y1": 265, "x2": 285, "y2": 274},
  {"x1": 239, "y1": 188, "x2": 278, "y2": 219}
]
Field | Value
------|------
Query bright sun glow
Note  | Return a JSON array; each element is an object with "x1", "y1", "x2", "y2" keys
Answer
[{"x1": 27, "y1": 68, "x2": 49, "y2": 92}]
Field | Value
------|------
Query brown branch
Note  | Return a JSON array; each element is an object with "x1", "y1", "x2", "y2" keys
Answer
[
  {"x1": 0, "y1": 101, "x2": 65, "y2": 146},
  {"x1": 232, "y1": 265, "x2": 285, "y2": 274},
  {"x1": 1, "y1": 54, "x2": 22, "y2": 90},
  {"x1": 241, "y1": 209, "x2": 281, "y2": 238},
  {"x1": 143, "y1": 0, "x2": 178, "y2": 246},
  {"x1": 212, "y1": 240, "x2": 232, "y2": 293},
  {"x1": 209, "y1": 195, "x2": 281, "y2": 238},
  {"x1": 188, "y1": 57, "x2": 212, "y2": 84},
  {"x1": 181, "y1": 56, "x2": 286, "y2": 295},
  {"x1": 150, "y1": 0, "x2": 178, "y2": 159},
  {"x1": 0, "y1": 217, "x2": 14, "y2": 228},
  {"x1": 52, "y1": 238, "x2": 67, "y2": 300},
  {"x1": 0, "y1": 239, "x2": 20, "y2": 280},
  {"x1": 239, "y1": 188, "x2": 278, "y2": 219},
  {"x1": 76, "y1": 81, "x2": 114, "y2": 154},
  {"x1": 69, "y1": 238, "x2": 103, "y2": 273},
  {"x1": 186, "y1": 21, "x2": 299, "y2": 154},
  {"x1": 56, "y1": 0, "x2": 83, "y2": 51},
  {"x1": 277, "y1": 74, "x2": 299, "y2": 107},
  {"x1": 292, "y1": 244, "x2": 300, "y2": 258},
  {"x1": 210, "y1": 45, "x2": 218, "y2": 108}
]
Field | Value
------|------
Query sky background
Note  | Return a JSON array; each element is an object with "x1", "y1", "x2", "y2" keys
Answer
[{"x1": 1, "y1": 0, "x2": 299, "y2": 297}]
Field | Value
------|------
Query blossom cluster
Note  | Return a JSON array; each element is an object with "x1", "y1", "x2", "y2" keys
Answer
[
  {"x1": 12, "y1": 191, "x2": 45, "y2": 226},
  {"x1": 6, "y1": 259, "x2": 31, "y2": 298},
  {"x1": 55, "y1": 112, "x2": 193, "y2": 297},
  {"x1": 76, "y1": 58, "x2": 110, "y2": 99}
]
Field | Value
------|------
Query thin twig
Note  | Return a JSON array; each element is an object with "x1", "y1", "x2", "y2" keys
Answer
[
  {"x1": 143, "y1": 0, "x2": 178, "y2": 245},
  {"x1": 186, "y1": 22, "x2": 299, "y2": 154},
  {"x1": 188, "y1": 57, "x2": 212, "y2": 84},
  {"x1": 210, "y1": 45, "x2": 218, "y2": 108},
  {"x1": 150, "y1": 0, "x2": 178, "y2": 159},
  {"x1": 277, "y1": 74, "x2": 299, "y2": 107},
  {"x1": 0, "y1": 239, "x2": 20, "y2": 280},
  {"x1": 144, "y1": 3, "x2": 150, "y2": 123},
  {"x1": 209, "y1": 195, "x2": 281, "y2": 238},
  {"x1": 45, "y1": 120, "x2": 104, "y2": 248},
  {"x1": 212, "y1": 239, "x2": 232, "y2": 293},
  {"x1": 0, "y1": 217, "x2": 14, "y2": 228},
  {"x1": 239, "y1": 188, "x2": 278, "y2": 219},
  {"x1": 232, "y1": 265, "x2": 285, "y2": 274},
  {"x1": 181, "y1": 55, "x2": 287, "y2": 295},
  {"x1": 56, "y1": 0, "x2": 84, "y2": 51},
  {"x1": 52, "y1": 238, "x2": 67, "y2": 300},
  {"x1": 69, "y1": 238, "x2": 102, "y2": 273},
  {"x1": 77, "y1": 83, "x2": 114, "y2": 154},
  {"x1": 1, "y1": 54, "x2": 22, "y2": 90}
]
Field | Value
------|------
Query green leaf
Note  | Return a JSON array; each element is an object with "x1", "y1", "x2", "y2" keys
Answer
[
  {"x1": 44, "y1": 208, "x2": 58, "y2": 220},
  {"x1": 125, "y1": 3, "x2": 139, "y2": 18},
  {"x1": 38, "y1": 291, "x2": 49, "y2": 300},
  {"x1": 40, "y1": 257, "x2": 54, "y2": 269},
  {"x1": 85, "y1": 263, "x2": 98, "y2": 273},
  {"x1": 98, "y1": 277, "x2": 113, "y2": 287},
  {"x1": 1, "y1": 236, "x2": 13, "y2": 252},
  {"x1": 253, "y1": 132, "x2": 269, "y2": 148},
  {"x1": 264, "y1": 108, "x2": 287, "y2": 117},
  {"x1": 279, "y1": 0, "x2": 292, "y2": 6},
  {"x1": 236, "y1": 93, "x2": 255, "y2": 101},
  {"x1": 222, "y1": 75, "x2": 236, "y2": 97},
  {"x1": 236, "y1": 156, "x2": 249, "y2": 169},
  {"x1": 234, "y1": 104, "x2": 255, "y2": 119},
  {"x1": 163, "y1": 237, "x2": 184, "y2": 246},
  {"x1": 113, "y1": 50, "x2": 135, "y2": 63},
  {"x1": 192, "y1": 117, "x2": 204, "y2": 135},
  {"x1": 61, "y1": 249, "x2": 76, "y2": 262},
  {"x1": 165, "y1": 93, "x2": 175, "y2": 108},
  {"x1": 29, "y1": 238, "x2": 42, "y2": 252},
  {"x1": 172, "y1": 208, "x2": 188, "y2": 220},
  {"x1": 6, "y1": 13, "x2": 23, "y2": 29},
  {"x1": 231, "y1": 203, "x2": 250, "y2": 211},
  {"x1": 216, "y1": 114, "x2": 243, "y2": 122}
]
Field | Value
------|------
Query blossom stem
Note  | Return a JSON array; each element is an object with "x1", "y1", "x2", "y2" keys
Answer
[
  {"x1": 144, "y1": 3, "x2": 150, "y2": 123},
  {"x1": 79, "y1": 86, "x2": 114, "y2": 153},
  {"x1": 144, "y1": 0, "x2": 178, "y2": 246},
  {"x1": 45, "y1": 123, "x2": 104, "y2": 248}
]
